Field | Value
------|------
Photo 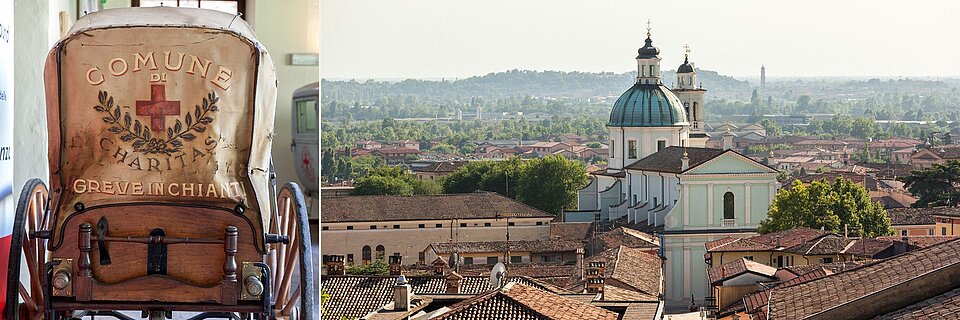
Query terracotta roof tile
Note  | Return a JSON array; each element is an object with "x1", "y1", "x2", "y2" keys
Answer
[
  {"x1": 594, "y1": 226, "x2": 660, "y2": 252},
  {"x1": 886, "y1": 207, "x2": 958, "y2": 225},
  {"x1": 623, "y1": 147, "x2": 725, "y2": 173},
  {"x1": 427, "y1": 240, "x2": 584, "y2": 254},
  {"x1": 879, "y1": 235, "x2": 960, "y2": 249},
  {"x1": 872, "y1": 288, "x2": 960, "y2": 319},
  {"x1": 706, "y1": 228, "x2": 830, "y2": 253},
  {"x1": 764, "y1": 238, "x2": 960, "y2": 319},
  {"x1": 321, "y1": 275, "x2": 568, "y2": 320},
  {"x1": 321, "y1": 192, "x2": 553, "y2": 223},
  {"x1": 550, "y1": 222, "x2": 594, "y2": 240},
  {"x1": 707, "y1": 258, "x2": 778, "y2": 285},
  {"x1": 565, "y1": 246, "x2": 662, "y2": 301},
  {"x1": 433, "y1": 283, "x2": 619, "y2": 320}
]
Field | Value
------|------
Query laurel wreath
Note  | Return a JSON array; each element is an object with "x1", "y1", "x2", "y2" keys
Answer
[{"x1": 95, "y1": 90, "x2": 219, "y2": 155}]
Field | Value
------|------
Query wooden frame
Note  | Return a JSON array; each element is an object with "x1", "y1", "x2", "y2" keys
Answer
[{"x1": 131, "y1": 0, "x2": 247, "y2": 17}]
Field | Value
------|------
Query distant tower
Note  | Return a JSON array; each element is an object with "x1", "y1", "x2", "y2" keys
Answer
[
  {"x1": 476, "y1": 106, "x2": 481, "y2": 120},
  {"x1": 674, "y1": 45, "x2": 707, "y2": 147},
  {"x1": 761, "y1": 65, "x2": 766, "y2": 90},
  {"x1": 456, "y1": 109, "x2": 463, "y2": 121}
]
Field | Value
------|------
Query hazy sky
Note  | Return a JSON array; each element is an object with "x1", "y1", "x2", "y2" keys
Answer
[{"x1": 321, "y1": 0, "x2": 960, "y2": 79}]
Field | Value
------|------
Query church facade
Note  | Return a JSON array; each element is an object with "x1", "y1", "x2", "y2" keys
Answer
[{"x1": 566, "y1": 28, "x2": 780, "y2": 306}]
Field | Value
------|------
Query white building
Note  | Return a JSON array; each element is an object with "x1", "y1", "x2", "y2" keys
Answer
[{"x1": 565, "y1": 27, "x2": 780, "y2": 307}]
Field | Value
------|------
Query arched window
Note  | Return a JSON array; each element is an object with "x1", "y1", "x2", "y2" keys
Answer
[
  {"x1": 723, "y1": 192, "x2": 735, "y2": 219},
  {"x1": 376, "y1": 245, "x2": 386, "y2": 261},
  {"x1": 362, "y1": 245, "x2": 372, "y2": 262}
]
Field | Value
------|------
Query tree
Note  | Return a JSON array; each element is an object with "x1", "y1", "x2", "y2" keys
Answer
[
  {"x1": 797, "y1": 95, "x2": 811, "y2": 110},
  {"x1": 442, "y1": 161, "x2": 497, "y2": 193},
  {"x1": 515, "y1": 156, "x2": 588, "y2": 215},
  {"x1": 346, "y1": 259, "x2": 389, "y2": 275},
  {"x1": 352, "y1": 166, "x2": 440, "y2": 196},
  {"x1": 757, "y1": 118, "x2": 782, "y2": 137},
  {"x1": 758, "y1": 178, "x2": 891, "y2": 237},
  {"x1": 478, "y1": 157, "x2": 526, "y2": 199},
  {"x1": 353, "y1": 175, "x2": 414, "y2": 195},
  {"x1": 900, "y1": 160, "x2": 960, "y2": 207}
]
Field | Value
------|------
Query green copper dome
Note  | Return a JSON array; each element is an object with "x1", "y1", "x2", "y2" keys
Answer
[{"x1": 608, "y1": 83, "x2": 689, "y2": 127}]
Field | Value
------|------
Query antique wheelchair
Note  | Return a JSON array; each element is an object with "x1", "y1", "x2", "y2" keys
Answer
[{"x1": 5, "y1": 7, "x2": 316, "y2": 320}]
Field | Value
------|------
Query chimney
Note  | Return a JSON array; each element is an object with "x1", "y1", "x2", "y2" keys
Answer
[
  {"x1": 323, "y1": 254, "x2": 345, "y2": 276},
  {"x1": 432, "y1": 257, "x2": 448, "y2": 275},
  {"x1": 389, "y1": 255, "x2": 403, "y2": 276},
  {"x1": 585, "y1": 261, "x2": 606, "y2": 299},
  {"x1": 393, "y1": 275, "x2": 412, "y2": 311},
  {"x1": 576, "y1": 248, "x2": 585, "y2": 280},
  {"x1": 722, "y1": 129, "x2": 734, "y2": 150},
  {"x1": 445, "y1": 271, "x2": 463, "y2": 293},
  {"x1": 844, "y1": 224, "x2": 848, "y2": 238},
  {"x1": 681, "y1": 151, "x2": 690, "y2": 171},
  {"x1": 766, "y1": 151, "x2": 777, "y2": 167}
]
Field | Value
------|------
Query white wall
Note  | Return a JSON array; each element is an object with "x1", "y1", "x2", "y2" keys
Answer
[
  {"x1": 248, "y1": 0, "x2": 320, "y2": 216},
  {"x1": 12, "y1": 0, "x2": 54, "y2": 199}
]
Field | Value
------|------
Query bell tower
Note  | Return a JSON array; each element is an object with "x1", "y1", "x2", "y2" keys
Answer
[{"x1": 673, "y1": 45, "x2": 707, "y2": 147}]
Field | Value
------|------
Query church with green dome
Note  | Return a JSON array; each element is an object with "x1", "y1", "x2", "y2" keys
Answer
[{"x1": 566, "y1": 25, "x2": 780, "y2": 308}]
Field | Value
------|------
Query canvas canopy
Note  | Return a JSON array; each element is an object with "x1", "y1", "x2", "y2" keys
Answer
[{"x1": 43, "y1": 7, "x2": 277, "y2": 251}]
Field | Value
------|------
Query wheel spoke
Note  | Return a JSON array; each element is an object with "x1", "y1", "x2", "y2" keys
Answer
[
  {"x1": 280, "y1": 286, "x2": 301, "y2": 316},
  {"x1": 276, "y1": 235, "x2": 300, "y2": 307},
  {"x1": 18, "y1": 284, "x2": 37, "y2": 312},
  {"x1": 271, "y1": 184, "x2": 312, "y2": 320}
]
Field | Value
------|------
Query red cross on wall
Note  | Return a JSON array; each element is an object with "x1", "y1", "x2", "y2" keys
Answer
[{"x1": 136, "y1": 84, "x2": 181, "y2": 132}]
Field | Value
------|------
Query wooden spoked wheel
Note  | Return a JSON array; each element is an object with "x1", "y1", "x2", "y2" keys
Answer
[
  {"x1": 6, "y1": 178, "x2": 51, "y2": 320},
  {"x1": 268, "y1": 182, "x2": 316, "y2": 320}
]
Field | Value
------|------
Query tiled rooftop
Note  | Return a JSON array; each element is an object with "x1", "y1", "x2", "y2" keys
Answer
[
  {"x1": 432, "y1": 283, "x2": 619, "y2": 320},
  {"x1": 623, "y1": 147, "x2": 726, "y2": 173},
  {"x1": 550, "y1": 222, "x2": 594, "y2": 240},
  {"x1": 565, "y1": 246, "x2": 662, "y2": 301},
  {"x1": 321, "y1": 274, "x2": 566, "y2": 320},
  {"x1": 594, "y1": 226, "x2": 660, "y2": 253},
  {"x1": 321, "y1": 192, "x2": 552, "y2": 223},
  {"x1": 764, "y1": 238, "x2": 960, "y2": 319},
  {"x1": 707, "y1": 258, "x2": 778, "y2": 285},
  {"x1": 886, "y1": 206, "x2": 959, "y2": 225},
  {"x1": 872, "y1": 288, "x2": 960, "y2": 319},
  {"x1": 705, "y1": 228, "x2": 829, "y2": 253},
  {"x1": 427, "y1": 240, "x2": 584, "y2": 254}
]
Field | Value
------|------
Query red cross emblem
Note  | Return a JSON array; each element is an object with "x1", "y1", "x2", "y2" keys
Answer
[
  {"x1": 302, "y1": 150, "x2": 315, "y2": 177},
  {"x1": 136, "y1": 84, "x2": 181, "y2": 132}
]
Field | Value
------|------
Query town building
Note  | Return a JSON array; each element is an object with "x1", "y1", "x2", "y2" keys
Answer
[
  {"x1": 321, "y1": 192, "x2": 555, "y2": 266},
  {"x1": 704, "y1": 228, "x2": 896, "y2": 269},
  {"x1": 412, "y1": 161, "x2": 469, "y2": 180},
  {"x1": 565, "y1": 26, "x2": 780, "y2": 306},
  {"x1": 422, "y1": 239, "x2": 585, "y2": 265},
  {"x1": 748, "y1": 237, "x2": 960, "y2": 319},
  {"x1": 356, "y1": 140, "x2": 384, "y2": 150},
  {"x1": 909, "y1": 146, "x2": 960, "y2": 169},
  {"x1": 321, "y1": 250, "x2": 665, "y2": 320},
  {"x1": 392, "y1": 139, "x2": 422, "y2": 151},
  {"x1": 372, "y1": 147, "x2": 421, "y2": 165},
  {"x1": 886, "y1": 207, "x2": 941, "y2": 236}
]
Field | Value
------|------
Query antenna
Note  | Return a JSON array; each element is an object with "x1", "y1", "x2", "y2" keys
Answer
[{"x1": 489, "y1": 263, "x2": 507, "y2": 289}]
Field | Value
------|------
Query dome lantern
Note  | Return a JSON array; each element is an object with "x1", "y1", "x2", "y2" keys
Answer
[{"x1": 635, "y1": 20, "x2": 662, "y2": 85}]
